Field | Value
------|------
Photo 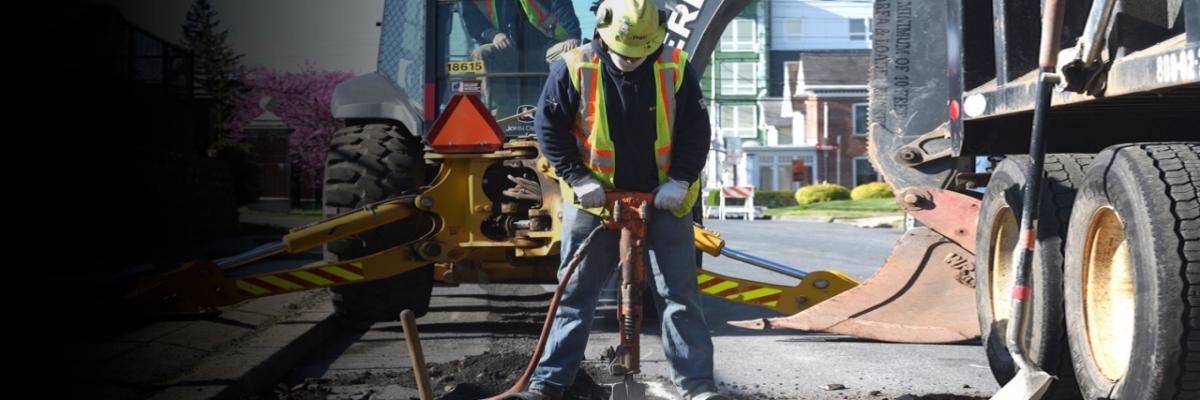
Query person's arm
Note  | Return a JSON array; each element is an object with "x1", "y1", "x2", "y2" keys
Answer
[
  {"x1": 536, "y1": 61, "x2": 588, "y2": 185},
  {"x1": 551, "y1": 0, "x2": 582, "y2": 40},
  {"x1": 462, "y1": 1, "x2": 500, "y2": 44},
  {"x1": 666, "y1": 62, "x2": 712, "y2": 183}
]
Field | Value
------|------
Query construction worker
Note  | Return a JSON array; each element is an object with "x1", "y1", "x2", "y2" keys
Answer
[
  {"x1": 463, "y1": 0, "x2": 580, "y2": 128},
  {"x1": 525, "y1": 1, "x2": 722, "y2": 399}
]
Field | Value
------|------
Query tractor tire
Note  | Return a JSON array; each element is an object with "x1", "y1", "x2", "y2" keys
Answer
[
  {"x1": 975, "y1": 154, "x2": 1092, "y2": 399},
  {"x1": 323, "y1": 122, "x2": 434, "y2": 323},
  {"x1": 1063, "y1": 143, "x2": 1200, "y2": 400}
]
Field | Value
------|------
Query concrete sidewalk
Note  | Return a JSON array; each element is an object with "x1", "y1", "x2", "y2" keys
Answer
[
  {"x1": 55, "y1": 289, "x2": 341, "y2": 400},
  {"x1": 48, "y1": 228, "x2": 343, "y2": 400}
]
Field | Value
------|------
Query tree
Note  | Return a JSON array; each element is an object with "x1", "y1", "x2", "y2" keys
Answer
[
  {"x1": 181, "y1": 0, "x2": 246, "y2": 142},
  {"x1": 228, "y1": 65, "x2": 355, "y2": 193}
]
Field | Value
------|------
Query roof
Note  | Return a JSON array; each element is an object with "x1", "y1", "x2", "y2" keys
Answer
[
  {"x1": 792, "y1": 51, "x2": 870, "y2": 90},
  {"x1": 247, "y1": 110, "x2": 291, "y2": 131},
  {"x1": 759, "y1": 98, "x2": 792, "y2": 127}
]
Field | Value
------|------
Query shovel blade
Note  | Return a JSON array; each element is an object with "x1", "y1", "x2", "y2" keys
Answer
[
  {"x1": 990, "y1": 369, "x2": 1054, "y2": 400},
  {"x1": 611, "y1": 379, "x2": 647, "y2": 400}
]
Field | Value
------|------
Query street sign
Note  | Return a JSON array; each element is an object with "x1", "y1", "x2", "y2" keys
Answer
[{"x1": 815, "y1": 143, "x2": 839, "y2": 151}]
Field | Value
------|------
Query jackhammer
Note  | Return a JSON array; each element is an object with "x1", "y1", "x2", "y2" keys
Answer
[{"x1": 489, "y1": 191, "x2": 654, "y2": 400}]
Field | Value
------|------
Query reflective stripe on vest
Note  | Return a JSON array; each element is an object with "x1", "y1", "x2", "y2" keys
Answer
[
  {"x1": 561, "y1": 45, "x2": 701, "y2": 218},
  {"x1": 473, "y1": 0, "x2": 570, "y2": 41}
]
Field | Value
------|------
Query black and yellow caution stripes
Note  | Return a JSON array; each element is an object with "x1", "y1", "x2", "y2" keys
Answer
[{"x1": 235, "y1": 262, "x2": 366, "y2": 298}]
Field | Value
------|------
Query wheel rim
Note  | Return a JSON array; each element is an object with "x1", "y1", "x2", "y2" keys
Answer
[
  {"x1": 990, "y1": 207, "x2": 1018, "y2": 323},
  {"x1": 1082, "y1": 206, "x2": 1135, "y2": 382}
]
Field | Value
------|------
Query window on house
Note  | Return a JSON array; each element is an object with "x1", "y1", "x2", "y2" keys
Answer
[
  {"x1": 720, "y1": 18, "x2": 756, "y2": 52},
  {"x1": 755, "y1": 154, "x2": 812, "y2": 191},
  {"x1": 853, "y1": 103, "x2": 869, "y2": 136},
  {"x1": 849, "y1": 18, "x2": 868, "y2": 41},
  {"x1": 777, "y1": 127, "x2": 793, "y2": 146},
  {"x1": 776, "y1": 155, "x2": 796, "y2": 190},
  {"x1": 720, "y1": 104, "x2": 757, "y2": 138},
  {"x1": 853, "y1": 157, "x2": 880, "y2": 186},
  {"x1": 720, "y1": 62, "x2": 756, "y2": 96}
]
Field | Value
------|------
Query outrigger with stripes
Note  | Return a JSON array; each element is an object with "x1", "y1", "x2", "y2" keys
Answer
[{"x1": 559, "y1": 44, "x2": 701, "y2": 218}]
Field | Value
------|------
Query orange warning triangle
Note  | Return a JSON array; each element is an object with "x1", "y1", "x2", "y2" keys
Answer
[{"x1": 426, "y1": 94, "x2": 505, "y2": 153}]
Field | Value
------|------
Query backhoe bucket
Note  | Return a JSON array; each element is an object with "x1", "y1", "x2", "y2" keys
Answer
[{"x1": 729, "y1": 227, "x2": 980, "y2": 343}]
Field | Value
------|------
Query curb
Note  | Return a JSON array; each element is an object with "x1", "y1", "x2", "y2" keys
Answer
[
  {"x1": 771, "y1": 214, "x2": 904, "y2": 228},
  {"x1": 149, "y1": 294, "x2": 342, "y2": 400}
]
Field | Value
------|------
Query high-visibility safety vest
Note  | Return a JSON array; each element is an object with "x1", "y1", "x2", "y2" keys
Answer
[
  {"x1": 473, "y1": 0, "x2": 571, "y2": 42},
  {"x1": 559, "y1": 44, "x2": 701, "y2": 218}
]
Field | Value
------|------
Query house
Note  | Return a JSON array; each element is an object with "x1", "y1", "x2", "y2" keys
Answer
[
  {"x1": 763, "y1": 51, "x2": 878, "y2": 188},
  {"x1": 703, "y1": 0, "x2": 880, "y2": 194},
  {"x1": 733, "y1": 0, "x2": 879, "y2": 192}
]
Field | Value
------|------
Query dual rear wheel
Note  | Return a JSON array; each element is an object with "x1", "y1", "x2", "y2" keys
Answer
[{"x1": 977, "y1": 143, "x2": 1200, "y2": 399}]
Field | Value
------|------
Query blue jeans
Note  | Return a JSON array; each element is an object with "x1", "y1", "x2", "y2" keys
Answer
[{"x1": 529, "y1": 202, "x2": 716, "y2": 397}]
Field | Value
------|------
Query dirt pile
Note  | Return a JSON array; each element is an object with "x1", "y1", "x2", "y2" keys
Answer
[{"x1": 427, "y1": 351, "x2": 608, "y2": 400}]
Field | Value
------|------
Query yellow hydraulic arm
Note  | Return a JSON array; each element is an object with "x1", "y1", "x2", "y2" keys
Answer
[
  {"x1": 126, "y1": 196, "x2": 436, "y2": 313},
  {"x1": 691, "y1": 225, "x2": 859, "y2": 315},
  {"x1": 127, "y1": 194, "x2": 857, "y2": 315}
]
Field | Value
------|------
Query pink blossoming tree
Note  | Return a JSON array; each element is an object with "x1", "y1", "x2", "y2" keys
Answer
[{"x1": 228, "y1": 65, "x2": 354, "y2": 191}]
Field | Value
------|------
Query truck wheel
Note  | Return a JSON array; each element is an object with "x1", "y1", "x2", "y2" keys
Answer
[
  {"x1": 1064, "y1": 143, "x2": 1200, "y2": 400},
  {"x1": 323, "y1": 122, "x2": 433, "y2": 322},
  {"x1": 976, "y1": 154, "x2": 1091, "y2": 399}
]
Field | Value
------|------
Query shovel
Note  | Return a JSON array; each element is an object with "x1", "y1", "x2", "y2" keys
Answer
[
  {"x1": 991, "y1": 0, "x2": 1065, "y2": 399},
  {"x1": 611, "y1": 375, "x2": 648, "y2": 400}
]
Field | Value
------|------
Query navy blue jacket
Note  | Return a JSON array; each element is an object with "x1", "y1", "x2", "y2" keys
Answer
[
  {"x1": 535, "y1": 40, "x2": 711, "y2": 192},
  {"x1": 463, "y1": 0, "x2": 581, "y2": 46}
]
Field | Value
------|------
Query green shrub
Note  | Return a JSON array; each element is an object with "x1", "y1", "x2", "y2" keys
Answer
[
  {"x1": 705, "y1": 189, "x2": 797, "y2": 208},
  {"x1": 754, "y1": 191, "x2": 798, "y2": 208},
  {"x1": 794, "y1": 183, "x2": 851, "y2": 205},
  {"x1": 850, "y1": 181, "x2": 894, "y2": 200}
]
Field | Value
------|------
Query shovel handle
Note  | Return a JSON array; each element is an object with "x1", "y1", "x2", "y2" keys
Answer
[
  {"x1": 1006, "y1": 0, "x2": 1066, "y2": 376},
  {"x1": 400, "y1": 310, "x2": 434, "y2": 400}
]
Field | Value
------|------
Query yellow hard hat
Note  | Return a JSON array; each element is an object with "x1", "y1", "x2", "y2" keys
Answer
[{"x1": 595, "y1": 0, "x2": 666, "y2": 58}]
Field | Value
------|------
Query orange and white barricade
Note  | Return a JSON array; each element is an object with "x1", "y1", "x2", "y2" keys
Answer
[{"x1": 716, "y1": 185, "x2": 758, "y2": 220}]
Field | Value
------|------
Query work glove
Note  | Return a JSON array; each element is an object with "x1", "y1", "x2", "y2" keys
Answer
[
  {"x1": 653, "y1": 178, "x2": 689, "y2": 211},
  {"x1": 571, "y1": 176, "x2": 606, "y2": 208}
]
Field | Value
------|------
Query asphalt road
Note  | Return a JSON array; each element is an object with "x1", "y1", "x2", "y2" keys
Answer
[{"x1": 270, "y1": 220, "x2": 999, "y2": 400}]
